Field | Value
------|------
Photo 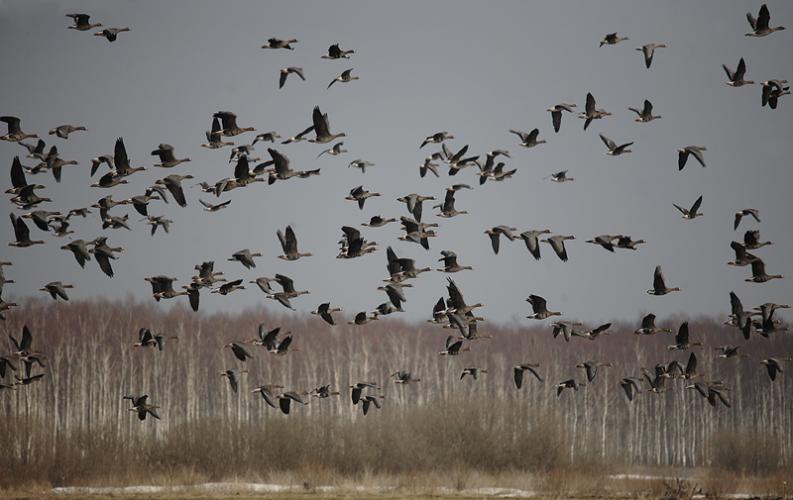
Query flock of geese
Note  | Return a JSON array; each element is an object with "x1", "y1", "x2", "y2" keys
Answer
[{"x1": 0, "y1": 5, "x2": 791, "y2": 418}]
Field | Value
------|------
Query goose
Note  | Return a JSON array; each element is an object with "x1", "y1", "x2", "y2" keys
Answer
[
  {"x1": 571, "y1": 322, "x2": 612, "y2": 340},
  {"x1": 419, "y1": 157, "x2": 440, "y2": 178},
  {"x1": 672, "y1": 352, "x2": 699, "y2": 380},
  {"x1": 546, "y1": 170, "x2": 573, "y2": 183},
  {"x1": 48, "y1": 124, "x2": 86, "y2": 139},
  {"x1": 1, "y1": 116, "x2": 38, "y2": 142},
  {"x1": 346, "y1": 186, "x2": 381, "y2": 209},
  {"x1": 276, "y1": 392, "x2": 307, "y2": 415},
  {"x1": 349, "y1": 159, "x2": 375, "y2": 173},
  {"x1": 761, "y1": 358, "x2": 786, "y2": 381},
  {"x1": 637, "y1": 43, "x2": 666, "y2": 68},
  {"x1": 20, "y1": 139, "x2": 47, "y2": 160},
  {"x1": 745, "y1": 258, "x2": 783, "y2": 283},
  {"x1": 667, "y1": 322, "x2": 700, "y2": 350},
  {"x1": 362, "y1": 215, "x2": 396, "y2": 228},
  {"x1": 391, "y1": 371, "x2": 421, "y2": 384},
  {"x1": 600, "y1": 134, "x2": 633, "y2": 155},
  {"x1": 435, "y1": 187, "x2": 469, "y2": 218},
  {"x1": 328, "y1": 68, "x2": 359, "y2": 88},
  {"x1": 322, "y1": 43, "x2": 354, "y2": 59},
  {"x1": 398, "y1": 217, "x2": 436, "y2": 250},
  {"x1": 510, "y1": 128, "x2": 546, "y2": 148},
  {"x1": 542, "y1": 235, "x2": 575, "y2": 262},
  {"x1": 723, "y1": 58, "x2": 754, "y2": 87},
  {"x1": 428, "y1": 297, "x2": 448, "y2": 324},
  {"x1": 253, "y1": 131, "x2": 281, "y2": 144},
  {"x1": 267, "y1": 333, "x2": 294, "y2": 356},
  {"x1": 360, "y1": 395, "x2": 383, "y2": 415},
  {"x1": 600, "y1": 33, "x2": 628, "y2": 46},
  {"x1": 224, "y1": 342, "x2": 252, "y2": 362},
  {"x1": 220, "y1": 369, "x2": 243, "y2": 394},
  {"x1": 310, "y1": 385, "x2": 340, "y2": 398},
  {"x1": 620, "y1": 378, "x2": 642, "y2": 402},
  {"x1": 261, "y1": 37, "x2": 298, "y2": 49},
  {"x1": 60, "y1": 239, "x2": 92, "y2": 268},
  {"x1": 686, "y1": 382, "x2": 731, "y2": 408},
  {"x1": 520, "y1": 229, "x2": 551, "y2": 260},
  {"x1": 89, "y1": 154, "x2": 114, "y2": 177},
  {"x1": 547, "y1": 103, "x2": 576, "y2": 133},
  {"x1": 349, "y1": 382, "x2": 379, "y2": 405},
  {"x1": 279, "y1": 67, "x2": 305, "y2": 89},
  {"x1": 642, "y1": 368, "x2": 668, "y2": 394},
  {"x1": 142, "y1": 215, "x2": 173, "y2": 236},
  {"x1": 437, "y1": 250, "x2": 472, "y2": 273},
  {"x1": 228, "y1": 249, "x2": 261, "y2": 269},
  {"x1": 526, "y1": 294, "x2": 561, "y2": 319},
  {"x1": 89, "y1": 237, "x2": 123, "y2": 277},
  {"x1": 338, "y1": 226, "x2": 378, "y2": 258},
  {"x1": 40, "y1": 281, "x2": 73, "y2": 301},
  {"x1": 199, "y1": 199, "x2": 231, "y2": 212},
  {"x1": 8, "y1": 156, "x2": 32, "y2": 194},
  {"x1": 514, "y1": 364, "x2": 543, "y2": 388},
  {"x1": 420, "y1": 131, "x2": 454, "y2": 149},
  {"x1": 552, "y1": 320, "x2": 579, "y2": 341},
  {"x1": 21, "y1": 210, "x2": 61, "y2": 232},
  {"x1": 376, "y1": 283, "x2": 408, "y2": 311},
  {"x1": 438, "y1": 335, "x2": 467, "y2": 356},
  {"x1": 628, "y1": 100, "x2": 661, "y2": 122},
  {"x1": 281, "y1": 124, "x2": 315, "y2": 145},
  {"x1": 398, "y1": 193, "x2": 435, "y2": 222},
  {"x1": 673, "y1": 195, "x2": 703, "y2": 219},
  {"x1": 110, "y1": 137, "x2": 146, "y2": 178},
  {"x1": 201, "y1": 117, "x2": 234, "y2": 149},
  {"x1": 214, "y1": 279, "x2": 247, "y2": 296},
  {"x1": 647, "y1": 266, "x2": 679, "y2": 295},
  {"x1": 746, "y1": 4, "x2": 786, "y2": 37},
  {"x1": 734, "y1": 209, "x2": 760, "y2": 230},
  {"x1": 249, "y1": 325, "x2": 283, "y2": 350},
  {"x1": 277, "y1": 225, "x2": 312, "y2": 261},
  {"x1": 91, "y1": 172, "x2": 128, "y2": 189},
  {"x1": 348, "y1": 311, "x2": 378, "y2": 325},
  {"x1": 309, "y1": 106, "x2": 346, "y2": 143},
  {"x1": 94, "y1": 27, "x2": 130, "y2": 42},
  {"x1": 8, "y1": 214, "x2": 45, "y2": 247},
  {"x1": 615, "y1": 235, "x2": 645, "y2": 250},
  {"x1": 743, "y1": 229, "x2": 772, "y2": 249},
  {"x1": 145, "y1": 276, "x2": 188, "y2": 301},
  {"x1": 715, "y1": 345, "x2": 748, "y2": 359},
  {"x1": 154, "y1": 174, "x2": 193, "y2": 207},
  {"x1": 0, "y1": 355, "x2": 16, "y2": 379},
  {"x1": 11, "y1": 185, "x2": 52, "y2": 210},
  {"x1": 677, "y1": 146, "x2": 706, "y2": 170},
  {"x1": 311, "y1": 303, "x2": 342, "y2": 325},
  {"x1": 556, "y1": 379, "x2": 585, "y2": 397},
  {"x1": 123, "y1": 395, "x2": 160, "y2": 421},
  {"x1": 151, "y1": 144, "x2": 190, "y2": 168},
  {"x1": 578, "y1": 93, "x2": 611, "y2": 130},
  {"x1": 252, "y1": 385, "x2": 284, "y2": 409},
  {"x1": 214, "y1": 111, "x2": 255, "y2": 137},
  {"x1": 317, "y1": 142, "x2": 347, "y2": 158},
  {"x1": 761, "y1": 80, "x2": 790, "y2": 109},
  {"x1": 756, "y1": 305, "x2": 788, "y2": 336},
  {"x1": 586, "y1": 234, "x2": 619, "y2": 252},
  {"x1": 272, "y1": 274, "x2": 309, "y2": 299},
  {"x1": 460, "y1": 367, "x2": 487, "y2": 380},
  {"x1": 727, "y1": 291, "x2": 753, "y2": 339},
  {"x1": 484, "y1": 225, "x2": 517, "y2": 254},
  {"x1": 66, "y1": 13, "x2": 101, "y2": 31},
  {"x1": 41, "y1": 146, "x2": 79, "y2": 182},
  {"x1": 576, "y1": 361, "x2": 612, "y2": 382},
  {"x1": 134, "y1": 328, "x2": 176, "y2": 351},
  {"x1": 634, "y1": 313, "x2": 672, "y2": 335}
]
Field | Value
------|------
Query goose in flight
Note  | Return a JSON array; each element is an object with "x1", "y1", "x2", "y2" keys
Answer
[
  {"x1": 348, "y1": 311, "x2": 378, "y2": 325},
  {"x1": 599, "y1": 134, "x2": 633, "y2": 155},
  {"x1": 556, "y1": 379, "x2": 585, "y2": 397},
  {"x1": 346, "y1": 186, "x2": 381, "y2": 210},
  {"x1": 460, "y1": 367, "x2": 487, "y2": 381},
  {"x1": 66, "y1": 13, "x2": 102, "y2": 31},
  {"x1": 634, "y1": 313, "x2": 672, "y2": 335},
  {"x1": 615, "y1": 235, "x2": 645, "y2": 250},
  {"x1": 49, "y1": 124, "x2": 86, "y2": 139},
  {"x1": 636, "y1": 43, "x2": 666, "y2": 68},
  {"x1": 94, "y1": 27, "x2": 130, "y2": 42},
  {"x1": 201, "y1": 117, "x2": 234, "y2": 149},
  {"x1": 224, "y1": 342, "x2": 253, "y2": 362},
  {"x1": 571, "y1": 323, "x2": 612, "y2": 340},
  {"x1": 484, "y1": 225, "x2": 517, "y2": 254},
  {"x1": 514, "y1": 364, "x2": 543, "y2": 388},
  {"x1": 322, "y1": 43, "x2": 354, "y2": 59},
  {"x1": 686, "y1": 382, "x2": 731, "y2": 408},
  {"x1": 628, "y1": 100, "x2": 661, "y2": 122},
  {"x1": 397, "y1": 194, "x2": 436, "y2": 222},
  {"x1": 745, "y1": 258, "x2": 783, "y2": 283},
  {"x1": 213, "y1": 111, "x2": 255, "y2": 137},
  {"x1": 420, "y1": 131, "x2": 454, "y2": 149},
  {"x1": 279, "y1": 67, "x2": 305, "y2": 89},
  {"x1": 723, "y1": 58, "x2": 754, "y2": 87},
  {"x1": 8, "y1": 214, "x2": 45, "y2": 248},
  {"x1": 60, "y1": 239, "x2": 92, "y2": 268},
  {"x1": 435, "y1": 186, "x2": 469, "y2": 218},
  {"x1": 145, "y1": 276, "x2": 188, "y2": 301},
  {"x1": 542, "y1": 234, "x2": 575, "y2": 262},
  {"x1": 89, "y1": 237, "x2": 122, "y2": 277},
  {"x1": 261, "y1": 37, "x2": 298, "y2": 49},
  {"x1": 154, "y1": 174, "x2": 193, "y2": 207},
  {"x1": 734, "y1": 209, "x2": 760, "y2": 230},
  {"x1": 576, "y1": 361, "x2": 612, "y2": 383},
  {"x1": 328, "y1": 68, "x2": 359, "y2": 88},
  {"x1": 199, "y1": 199, "x2": 231, "y2": 212},
  {"x1": 510, "y1": 128, "x2": 546, "y2": 148},
  {"x1": 438, "y1": 335, "x2": 467, "y2": 356},
  {"x1": 317, "y1": 142, "x2": 347, "y2": 158},
  {"x1": 441, "y1": 143, "x2": 479, "y2": 175},
  {"x1": 253, "y1": 131, "x2": 281, "y2": 144},
  {"x1": 715, "y1": 345, "x2": 748, "y2": 359},
  {"x1": 728, "y1": 291, "x2": 753, "y2": 339},
  {"x1": 620, "y1": 378, "x2": 642, "y2": 402},
  {"x1": 677, "y1": 146, "x2": 706, "y2": 170},
  {"x1": 586, "y1": 234, "x2": 619, "y2": 252},
  {"x1": 1, "y1": 116, "x2": 37, "y2": 142},
  {"x1": 761, "y1": 80, "x2": 790, "y2": 109},
  {"x1": 526, "y1": 294, "x2": 561, "y2": 319},
  {"x1": 349, "y1": 159, "x2": 375, "y2": 173},
  {"x1": 547, "y1": 103, "x2": 576, "y2": 133},
  {"x1": 362, "y1": 215, "x2": 396, "y2": 228},
  {"x1": 600, "y1": 32, "x2": 628, "y2": 46},
  {"x1": 673, "y1": 195, "x2": 703, "y2": 219},
  {"x1": 311, "y1": 303, "x2": 342, "y2": 325},
  {"x1": 746, "y1": 4, "x2": 786, "y2": 37},
  {"x1": 547, "y1": 170, "x2": 573, "y2": 183},
  {"x1": 391, "y1": 371, "x2": 421, "y2": 384},
  {"x1": 419, "y1": 157, "x2": 440, "y2": 178},
  {"x1": 761, "y1": 358, "x2": 786, "y2": 381},
  {"x1": 277, "y1": 225, "x2": 312, "y2": 261},
  {"x1": 40, "y1": 281, "x2": 73, "y2": 301},
  {"x1": 349, "y1": 382, "x2": 379, "y2": 405},
  {"x1": 338, "y1": 226, "x2": 378, "y2": 258},
  {"x1": 743, "y1": 229, "x2": 772, "y2": 249},
  {"x1": 437, "y1": 250, "x2": 472, "y2": 273},
  {"x1": 520, "y1": 229, "x2": 550, "y2": 260},
  {"x1": 220, "y1": 370, "x2": 243, "y2": 394},
  {"x1": 668, "y1": 322, "x2": 700, "y2": 350},
  {"x1": 124, "y1": 395, "x2": 160, "y2": 421},
  {"x1": 578, "y1": 93, "x2": 611, "y2": 131},
  {"x1": 647, "y1": 266, "x2": 680, "y2": 295},
  {"x1": 310, "y1": 106, "x2": 346, "y2": 143},
  {"x1": 276, "y1": 392, "x2": 307, "y2": 415},
  {"x1": 151, "y1": 144, "x2": 190, "y2": 168},
  {"x1": 228, "y1": 249, "x2": 262, "y2": 269}
]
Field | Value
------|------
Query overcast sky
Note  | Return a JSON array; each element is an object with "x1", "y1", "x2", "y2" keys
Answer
[{"x1": 1, "y1": 1, "x2": 791, "y2": 326}]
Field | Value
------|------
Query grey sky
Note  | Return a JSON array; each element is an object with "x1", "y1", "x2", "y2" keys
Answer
[{"x1": 1, "y1": 1, "x2": 791, "y2": 325}]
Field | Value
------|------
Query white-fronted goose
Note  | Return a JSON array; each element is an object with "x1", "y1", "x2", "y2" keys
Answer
[
  {"x1": 542, "y1": 234, "x2": 575, "y2": 262},
  {"x1": 66, "y1": 13, "x2": 101, "y2": 31},
  {"x1": 600, "y1": 134, "x2": 633, "y2": 155},
  {"x1": 510, "y1": 128, "x2": 546, "y2": 148},
  {"x1": 600, "y1": 33, "x2": 628, "y2": 46},
  {"x1": 547, "y1": 103, "x2": 576, "y2": 133},
  {"x1": 526, "y1": 294, "x2": 561, "y2": 319},
  {"x1": 628, "y1": 100, "x2": 661, "y2": 122},
  {"x1": 328, "y1": 68, "x2": 359, "y2": 88},
  {"x1": 746, "y1": 4, "x2": 786, "y2": 37},
  {"x1": 277, "y1": 225, "x2": 311, "y2": 261},
  {"x1": 48, "y1": 124, "x2": 86, "y2": 139},
  {"x1": 322, "y1": 43, "x2": 354, "y2": 59},
  {"x1": 578, "y1": 93, "x2": 611, "y2": 130},
  {"x1": 637, "y1": 43, "x2": 666, "y2": 68},
  {"x1": 723, "y1": 58, "x2": 754, "y2": 87},
  {"x1": 261, "y1": 38, "x2": 298, "y2": 49},
  {"x1": 677, "y1": 146, "x2": 706, "y2": 170},
  {"x1": 279, "y1": 67, "x2": 305, "y2": 89},
  {"x1": 647, "y1": 266, "x2": 680, "y2": 295},
  {"x1": 94, "y1": 27, "x2": 130, "y2": 42},
  {"x1": 673, "y1": 195, "x2": 703, "y2": 219}
]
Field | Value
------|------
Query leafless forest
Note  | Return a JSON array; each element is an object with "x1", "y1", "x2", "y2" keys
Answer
[{"x1": 0, "y1": 299, "x2": 790, "y2": 488}]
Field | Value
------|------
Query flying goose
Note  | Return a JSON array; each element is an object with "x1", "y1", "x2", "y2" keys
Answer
[
  {"x1": 571, "y1": 322, "x2": 612, "y2": 340},
  {"x1": 715, "y1": 345, "x2": 748, "y2": 359},
  {"x1": 89, "y1": 237, "x2": 122, "y2": 277},
  {"x1": 151, "y1": 144, "x2": 190, "y2": 168},
  {"x1": 60, "y1": 239, "x2": 92, "y2": 268},
  {"x1": 261, "y1": 37, "x2": 297, "y2": 49},
  {"x1": 677, "y1": 146, "x2": 706, "y2": 170},
  {"x1": 66, "y1": 13, "x2": 101, "y2": 31},
  {"x1": 510, "y1": 128, "x2": 546, "y2": 148},
  {"x1": 734, "y1": 209, "x2": 760, "y2": 230},
  {"x1": 526, "y1": 294, "x2": 561, "y2": 319},
  {"x1": 746, "y1": 4, "x2": 786, "y2": 37},
  {"x1": 277, "y1": 225, "x2": 312, "y2": 261},
  {"x1": 761, "y1": 358, "x2": 786, "y2": 381},
  {"x1": 310, "y1": 106, "x2": 346, "y2": 143},
  {"x1": 686, "y1": 382, "x2": 731, "y2": 408},
  {"x1": 214, "y1": 111, "x2": 255, "y2": 137},
  {"x1": 8, "y1": 214, "x2": 45, "y2": 247},
  {"x1": 723, "y1": 58, "x2": 754, "y2": 87},
  {"x1": 40, "y1": 281, "x2": 73, "y2": 301},
  {"x1": 420, "y1": 131, "x2": 454, "y2": 149},
  {"x1": 547, "y1": 170, "x2": 573, "y2": 183},
  {"x1": 484, "y1": 225, "x2": 517, "y2": 254},
  {"x1": 276, "y1": 391, "x2": 307, "y2": 415},
  {"x1": 201, "y1": 117, "x2": 234, "y2": 149},
  {"x1": 438, "y1": 335, "x2": 467, "y2": 356},
  {"x1": 576, "y1": 361, "x2": 612, "y2": 382},
  {"x1": 520, "y1": 230, "x2": 551, "y2": 260},
  {"x1": 145, "y1": 275, "x2": 188, "y2": 301},
  {"x1": 397, "y1": 194, "x2": 435, "y2": 222},
  {"x1": 311, "y1": 303, "x2": 342, "y2": 325},
  {"x1": 634, "y1": 313, "x2": 672, "y2": 335},
  {"x1": 94, "y1": 27, "x2": 130, "y2": 42},
  {"x1": 628, "y1": 100, "x2": 661, "y2": 122},
  {"x1": 419, "y1": 157, "x2": 440, "y2": 178},
  {"x1": 435, "y1": 187, "x2": 469, "y2": 218},
  {"x1": 228, "y1": 249, "x2": 262, "y2": 269},
  {"x1": 615, "y1": 235, "x2": 645, "y2": 250},
  {"x1": 322, "y1": 43, "x2": 354, "y2": 59},
  {"x1": 437, "y1": 250, "x2": 472, "y2": 273},
  {"x1": 599, "y1": 134, "x2": 633, "y2": 155},
  {"x1": 673, "y1": 195, "x2": 703, "y2": 219},
  {"x1": 727, "y1": 291, "x2": 753, "y2": 339},
  {"x1": 391, "y1": 371, "x2": 421, "y2": 384},
  {"x1": 637, "y1": 43, "x2": 666, "y2": 68},
  {"x1": 667, "y1": 322, "x2": 700, "y2": 350},
  {"x1": 48, "y1": 124, "x2": 86, "y2": 139},
  {"x1": 547, "y1": 103, "x2": 576, "y2": 133},
  {"x1": 620, "y1": 378, "x2": 642, "y2": 402},
  {"x1": 600, "y1": 32, "x2": 628, "y2": 46},
  {"x1": 578, "y1": 93, "x2": 611, "y2": 130},
  {"x1": 279, "y1": 67, "x2": 305, "y2": 89},
  {"x1": 514, "y1": 364, "x2": 543, "y2": 388},
  {"x1": 224, "y1": 342, "x2": 252, "y2": 362},
  {"x1": 338, "y1": 226, "x2": 378, "y2": 258},
  {"x1": 0, "y1": 116, "x2": 37, "y2": 142},
  {"x1": 745, "y1": 258, "x2": 783, "y2": 283},
  {"x1": 124, "y1": 395, "x2": 160, "y2": 421},
  {"x1": 346, "y1": 186, "x2": 381, "y2": 210},
  {"x1": 761, "y1": 79, "x2": 790, "y2": 109},
  {"x1": 154, "y1": 174, "x2": 193, "y2": 207},
  {"x1": 398, "y1": 217, "x2": 436, "y2": 250},
  {"x1": 556, "y1": 379, "x2": 585, "y2": 397},
  {"x1": 460, "y1": 367, "x2": 487, "y2": 380},
  {"x1": 362, "y1": 215, "x2": 396, "y2": 228},
  {"x1": 199, "y1": 199, "x2": 231, "y2": 212},
  {"x1": 348, "y1": 311, "x2": 378, "y2": 325},
  {"x1": 542, "y1": 235, "x2": 575, "y2": 262},
  {"x1": 328, "y1": 68, "x2": 359, "y2": 88},
  {"x1": 349, "y1": 159, "x2": 375, "y2": 173},
  {"x1": 252, "y1": 384, "x2": 284, "y2": 409},
  {"x1": 253, "y1": 131, "x2": 281, "y2": 144},
  {"x1": 743, "y1": 229, "x2": 772, "y2": 249},
  {"x1": 647, "y1": 266, "x2": 680, "y2": 295},
  {"x1": 142, "y1": 215, "x2": 173, "y2": 236},
  {"x1": 317, "y1": 142, "x2": 347, "y2": 158},
  {"x1": 586, "y1": 235, "x2": 619, "y2": 252},
  {"x1": 220, "y1": 369, "x2": 243, "y2": 394}
]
